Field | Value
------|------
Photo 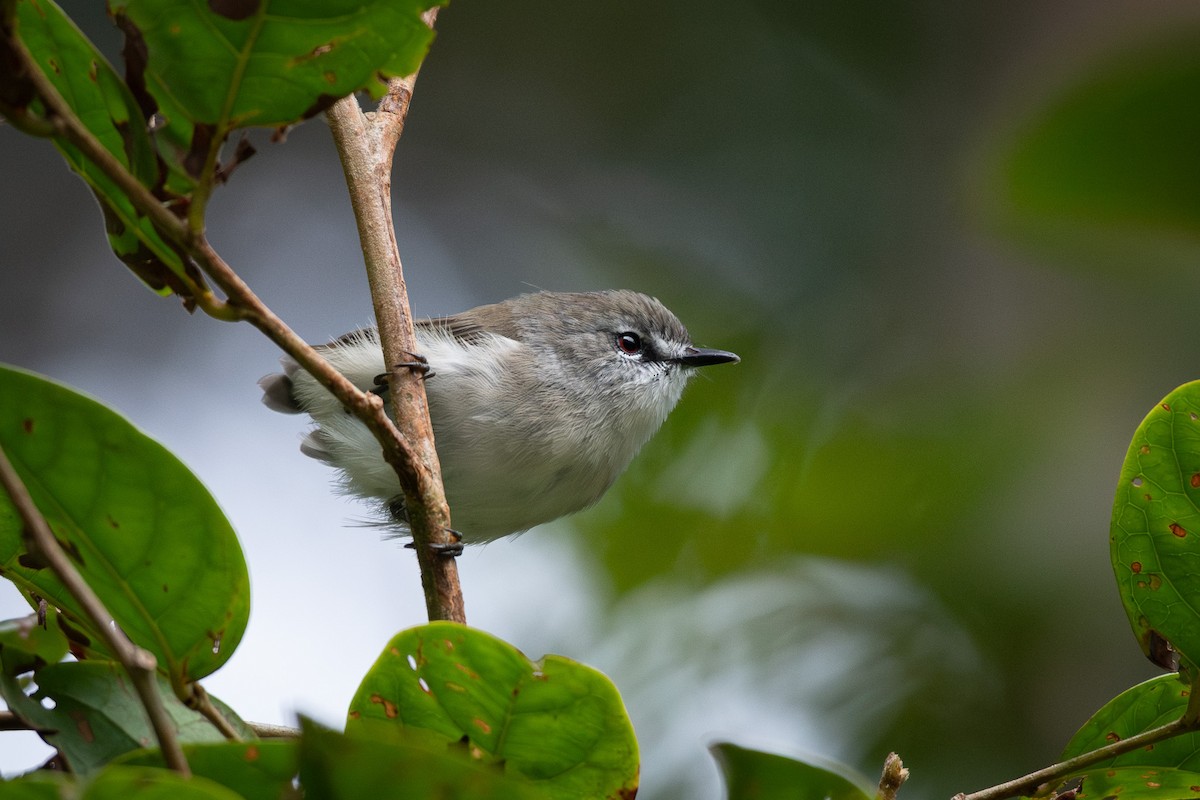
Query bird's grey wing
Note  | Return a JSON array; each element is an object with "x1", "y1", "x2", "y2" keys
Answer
[
  {"x1": 419, "y1": 302, "x2": 524, "y2": 345},
  {"x1": 259, "y1": 308, "x2": 517, "y2": 415}
]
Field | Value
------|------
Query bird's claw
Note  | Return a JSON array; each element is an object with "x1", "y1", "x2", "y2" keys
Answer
[
  {"x1": 370, "y1": 352, "x2": 434, "y2": 395},
  {"x1": 396, "y1": 351, "x2": 434, "y2": 379},
  {"x1": 405, "y1": 527, "x2": 464, "y2": 559}
]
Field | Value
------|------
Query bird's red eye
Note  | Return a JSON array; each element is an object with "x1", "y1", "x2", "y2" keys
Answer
[{"x1": 616, "y1": 332, "x2": 643, "y2": 355}]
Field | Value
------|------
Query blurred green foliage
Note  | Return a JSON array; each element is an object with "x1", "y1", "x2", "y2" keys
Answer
[{"x1": 7, "y1": 1, "x2": 1200, "y2": 799}]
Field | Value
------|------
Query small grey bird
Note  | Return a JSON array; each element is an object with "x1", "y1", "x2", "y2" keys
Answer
[{"x1": 260, "y1": 290, "x2": 739, "y2": 543}]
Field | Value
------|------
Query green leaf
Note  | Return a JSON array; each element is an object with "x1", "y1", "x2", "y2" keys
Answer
[
  {"x1": 346, "y1": 622, "x2": 639, "y2": 800},
  {"x1": 710, "y1": 743, "x2": 875, "y2": 800},
  {"x1": 115, "y1": 741, "x2": 298, "y2": 800},
  {"x1": 0, "y1": 772, "x2": 76, "y2": 799},
  {"x1": 0, "y1": 766, "x2": 250, "y2": 800},
  {"x1": 0, "y1": 609, "x2": 68, "y2": 672},
  {"x1": 6, "y1": 0, "x2": 199, "y2": 297},
  {"x1": 1111, "y1": 382, "x2": 1200, "y2": 673},
  {"x1": 0, "y1": 364, "x2": 249, "y2": 687},
  {"x1": 1062, "y1": 675, "x2": 1200, "y2": 769},
  {"x1": 989, "y1": 31, "x2": 1200, "y2": 271},
  {"x1": 1059, "y1": 765, "x2": 1200, "y2": 800},
  {"x1": 83, "y1": 765, "x2": 244, "y2": 800},
  {"x1": 0, "y1": 660, "x2": 250, "y2": 775},
  {"x1": 299, "y1": 718, "x2": 547, "y2": 800},
  {"x1": 108, "y1": 0, "x2": 444, "y2": 141}
]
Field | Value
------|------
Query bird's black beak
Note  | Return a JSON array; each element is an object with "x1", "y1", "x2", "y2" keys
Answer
[{"x1": 677, "y1": 346, "x2": 740, "y2": 367}]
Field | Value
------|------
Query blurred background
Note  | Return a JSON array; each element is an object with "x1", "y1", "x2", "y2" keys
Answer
[{"x1": 4, "y1": 1, "x2": 1200, "y2": 796}]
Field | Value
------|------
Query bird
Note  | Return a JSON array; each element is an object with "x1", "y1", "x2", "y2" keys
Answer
[{"x1": 259, "y1": 290, "x2": 739, "y2": 543}]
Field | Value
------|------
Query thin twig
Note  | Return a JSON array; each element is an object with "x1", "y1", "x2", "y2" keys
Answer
[
  {"x1": 0, "y1": 443, "x2": 190, "y2": 775},
  {"x1": 952, "y1": 715, "x2": 1197, "y2": 800},
  {"x1": 326, "y1": 7, "x2": 465, "y2": 624},
  {"x1": 12, "y1": 3, "x2": 460, "y2": 624},
  {"x1": 7, "y1": 31, "x2": 426, "y2": 533},
  {"x1": 248, "y1": 721, "x2": 301, "y2": 739},
  {"x1": 187, "y1": 682, "x2": 242, "y2": 740}
]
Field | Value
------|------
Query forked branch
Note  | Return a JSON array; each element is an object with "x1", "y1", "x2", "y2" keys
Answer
[{"x1": 325, "y1": 8, "x2": 465, "y2": 624}]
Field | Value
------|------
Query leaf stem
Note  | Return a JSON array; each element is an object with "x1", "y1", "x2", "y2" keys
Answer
[
  {"x1": 186, "y1": 682, "x2": 241, "y2": 740},
  {"x1": 951, "y1": 714, "x2": 1198, "y2": 800},
  {"x1": 0, "y1": 443, "x2": 190, "y2": 775},
  {"x1": 325, "y1": 8, "x2": 466, "y2": 624}
]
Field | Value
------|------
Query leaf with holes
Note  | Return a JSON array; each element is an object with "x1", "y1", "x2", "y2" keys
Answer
[
  {"x1": 0, "y1": 659, "x2": 250, "y2": 775},
  {"x1": 346, "y1": 622, "x2": 639, "y2": 800},
  {"x1": 1061, "y1": 675, "x2": 1198, "y2": 769},
  {"x1": 0, "y1": 364, "x2": 249, "y2": 688},
  {"x1": 1112, "y1": 381, "x2": 1200, "y2": 675}
]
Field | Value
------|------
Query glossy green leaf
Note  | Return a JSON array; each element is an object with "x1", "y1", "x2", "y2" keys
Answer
[
  {"x1": 6, "y1": 0, "x2": 198, "y2": 296},
  {"x1": 115, "y1": 741, "x2": 298, "y2": 800},
  {"x1": 1111, "y1": 382, "x2": 1200, "y2": 673},
  {"x1": 0, "y1": 660, "x2": 249, "y2": 775},
  {"x1": 346, "y1": 622, "x2": 639, "y2": 800},
  {"x1": 710, "y1": 743, "x2": 875, "y2": 800},
  {"x1": 0, "y1": 364, "x2": 249, "y2": 687},
  {"x1": 1061, "y1": 675, "x2": 1199, "y2": 768},
  {"x1": 110, "y1": 0, "x2": 444, "y2": 129},
  {"x1": 990, "y1": 32, "x2": 1200, "y2": 270},
  {"x1": 299, "y1": 718, "x2": 547, "y2": 800},
  {"x1": 1059, "y1": 765, "x2": 1200, "y2": 800}
]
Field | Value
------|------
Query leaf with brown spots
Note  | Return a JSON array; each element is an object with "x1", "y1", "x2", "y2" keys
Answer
[
  {"x1": 1051, "y1": 676, "x2": 1200, "y2": 793},
  {"x1": 0, "y1": 364, "x2": 249, "y2": 689},
  {"x1": 348, "y1": 622, "x2": 639, "y2": 800},
  {"x1": 1112, "y1": 381, "x2": 1200, "y2": 674}
]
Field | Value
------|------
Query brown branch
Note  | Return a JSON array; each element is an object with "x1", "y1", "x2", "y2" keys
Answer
[
  {"x1": 248, "y1": 721, "x2": 300, "y2": 739},
  {"x1": 325, "y1": 7, "x2": 465, "y2": 624},
  {"x1": 0, "y1": 443, "x2": 190, "y2": 776},
  {"x1": 952, "y1": 714, "x2": 1199, "y2": 800},
  {"x1": 186, "y1": 681, "x2": 241, "y2": 740},
  {"x1": 11, "y1": 4, "x2": 458, "y2": 623},
  {"x1": 6, "y1": 26, "x2": 427, "y2": 547}
]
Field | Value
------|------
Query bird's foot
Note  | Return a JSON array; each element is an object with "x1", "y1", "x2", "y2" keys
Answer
[{"x1": 404, "y1": 527, "x2": 464, "y2": 559}]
